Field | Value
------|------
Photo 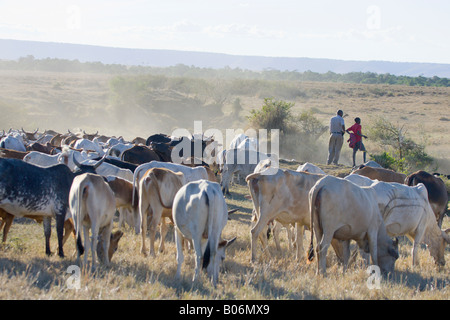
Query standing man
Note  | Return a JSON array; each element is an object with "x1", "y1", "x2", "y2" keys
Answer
[
  {"x1": 346, "y1": 117, "x2": 368, "y2": 167},
  {"x1": 327, "y1": 109, "x2": 345, "y2": 165}
]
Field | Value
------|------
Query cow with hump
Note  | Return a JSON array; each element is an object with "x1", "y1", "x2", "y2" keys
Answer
[
  {"x1": 246, "y1": 168, "x2": 331, "y2": 262},
  {"x1": 308, "y1": 175, "x2": 399, "y2": 275},
  {"x1": 0, "y1": 155, "x2": 105, "y2": 257},
  {"x1": 345, "y1": 174, "x2": 450, "y2": 267},
  {"x1": 173, "y1": 179, "x2": 236, "y2": 287}
]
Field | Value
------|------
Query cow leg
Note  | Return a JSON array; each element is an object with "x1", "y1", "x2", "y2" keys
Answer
[
  {"x1": 148, "y1": 207, "x2": 163, "y2": 257},
  {"x1": 295, "y1": 224, "x2": 305, "y2": 261},
  {"x1": 341, "y1": 240, "x2": 351, "y2": 273},
  {"x1": 250, "y1": 212, "x2": 273, "y2": 262},
  {"x1": 43, "y1": 216, "x2": 52, "y2": 256},
  {"x1": 175, "y1": 229, "x2": 184, "y2": 280},
  {"x1": 159, "y1": 217, "x2": 169, "y2": 253},
  {"x1": 139, "y1": 204, "x2": 149, "y2": 256},
  {"x1": 192, "y1": 236, "x2": 203, "y2": 283},
  {"x1": 62, "y1": 219, "x2": 75, "y2": 246},
  {"x1": 100, "y1": 223, "x2": 113, "y2": 265},
  {"x1": 367, "y1": 229, "x2": 378, "y2": 267},
  {"x1": 317, "y1": 235, "x2": 332, "y2": 275},
  {"x1": 91, "y1": 227, "x2": 99, "y2": 270},
  {"x1": 83, "y1": 225, "x2": 90, "y2": 268},
  {"x1": 272, "y1": 222, "x2": 282, "y2": 252},
  {"x1": 1, "y1": 213, "x2": 14, "y2": 243},
  {"x1": 55, "y1": 213, "x2": 65, "y2": 258},
  {"x1": 411, "y1": 228, "x2": 425, "y2": 268}
]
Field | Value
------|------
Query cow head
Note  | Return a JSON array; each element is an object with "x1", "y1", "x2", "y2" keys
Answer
[
  {"x1": 428, "y1": 229, "x2": 450, "y2": 267},
  {"x1": 96, "y1": 230, "x2": 124, "y2": 263},
  {"x1": 202, "y1": 236, "x2": 236, "y2": 286},
  {"x1": 378, "y1": 237, "x2": 399, "y2": 275}
]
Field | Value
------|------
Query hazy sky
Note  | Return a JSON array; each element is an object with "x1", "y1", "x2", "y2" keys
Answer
[{"x1": 1, "y1": 0, "x2": 449, "y2": 64}]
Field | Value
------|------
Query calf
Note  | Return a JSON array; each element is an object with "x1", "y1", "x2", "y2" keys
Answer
[{"x1": 173, "y1": 180, "x2": 236, "y2": 286}]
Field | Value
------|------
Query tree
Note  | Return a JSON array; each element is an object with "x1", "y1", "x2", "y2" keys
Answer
[
  {"x1": 247, "y1": 97, "x2": 295, "y2": 135},
  {"x1": 368, "y1": 117, "x2": 434, "y2": 172}
]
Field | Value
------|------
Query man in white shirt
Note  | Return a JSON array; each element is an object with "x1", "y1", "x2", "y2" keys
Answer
[{"x1": 327, "y1": 110, "x2": 345, "y2": 165}]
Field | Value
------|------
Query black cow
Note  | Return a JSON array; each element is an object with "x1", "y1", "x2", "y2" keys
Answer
[
  {"x1": 145, "y1": 133, "x2": 172, "y2": 146},
  {"x1": 121, "y1": 145, "x2": 170, "y2": 165},
  {"x1": 406, "y1": 170, "x2": 449, "y2": 227},
  {"x1": 0, "y1": 156, "x2": 105, "y2": 257}
]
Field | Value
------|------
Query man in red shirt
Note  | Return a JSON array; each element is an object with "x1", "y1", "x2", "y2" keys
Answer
[{"x1": 346, "y1": 117, "x2": 368, "y2": 167}]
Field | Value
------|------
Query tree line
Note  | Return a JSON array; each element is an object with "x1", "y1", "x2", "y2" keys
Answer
[{"x1": 1, "y1": 55, "x2": 448, "y2": 87}]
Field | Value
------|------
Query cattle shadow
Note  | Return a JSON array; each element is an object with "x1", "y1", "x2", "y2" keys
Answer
[
  {"x1": 0, "y1": 256, "x2": 73, "y2": 290},
  {"x1": 388, "y1": 269, "x2": 448, "y2": 292}
]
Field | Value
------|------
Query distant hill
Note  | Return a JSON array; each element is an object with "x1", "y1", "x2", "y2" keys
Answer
[{"x1": 1, "y1": 38, "x2": 450, "y2": 78}]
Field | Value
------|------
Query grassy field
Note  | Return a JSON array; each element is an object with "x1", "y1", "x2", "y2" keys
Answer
[
  {"x1": 0, "y1": 160, "x2": 448, "y2": 300},
  {"x1": 0, "y1": 69, "x2": 448, "y2": 300}
]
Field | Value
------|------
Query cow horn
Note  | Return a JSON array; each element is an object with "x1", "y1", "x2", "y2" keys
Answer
[
  {"x1": 72, "y1": 153, "x2": 82, "y2": 168},
  {"x1": 34, "y1": 128, "x2": 39, "y2": 134},
  {"x1": 93, "y1": 154, "x2": 106, "y2": 169}
]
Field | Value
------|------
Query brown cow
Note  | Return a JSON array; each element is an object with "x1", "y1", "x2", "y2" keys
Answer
[
  {"x1": 350, "y1": 165, "x2": 406, "y2": 183},
  {"x1": 405, "y1": 170, "x2": 448, "y2": 228},
  {"x1": 105, "y1": 176, "x2": 139, "y2": 232}
]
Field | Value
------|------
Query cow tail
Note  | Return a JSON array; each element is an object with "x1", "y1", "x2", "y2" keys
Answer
[
  {"x1": 202, "y1": 189, "x2": 217, "y2": 270},
  {"x1": 131, "y1": 169, "x2": 139, "y2": 207},
  {"x1": 307, "y1": 186, "x2": 322, "y2": 263},
  {"x1": 76, "y1": 183, "x2": 88, "y2": 256}
]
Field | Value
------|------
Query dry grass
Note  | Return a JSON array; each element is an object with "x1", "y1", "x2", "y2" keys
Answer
[
  {"x1": 0, "y1": 163, "x2": 448, "y2": 300},
  {"x1": 0, "y1": 70, "x2": 448, "y2": 300}
]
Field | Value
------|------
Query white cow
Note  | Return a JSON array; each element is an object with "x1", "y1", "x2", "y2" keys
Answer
[
  {"x1": 173, "y1": 180, "x2": 236, "y2": 286},
  {"x1": 0, "y1": 135, "x2": 26, "y2": 152},
  {"x1": 237, "y1": 137, "x2": 258, "y2": 151},
  {"x1": 229, "y1": 133, "x2": 248, "y2": 150},
  {"x1": 308, "y1": 175, "x2": 399, "y2": 275},
  {"x1": 81, "y1": 159, "x2": 133, "y2": 182},
  {"x1": 69, "y1": 173, "x2": 117, "y2": 269},
  {"x1": 296, "y1": 162, "x2": 326, "y2": 174},
  {"x1": 23, "y1": 151, "x2": 61, "y2": 167},
  {"x1": 74, "y1": 138, "x2": 105, "y2": 156},
  {"x1": 221, "y1": 148, "x2": 278, "y2": 195},
  {"x1": 246, "y1": 168, "x2": 326, "y2": 262},
  {"x1": 346, "y1": 174, "x2": 450, "y2": 266}
]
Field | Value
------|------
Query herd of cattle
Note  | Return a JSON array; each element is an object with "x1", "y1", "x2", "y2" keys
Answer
[{"x1": 0, "y1": 128, "x2": 448, "y2": 285}]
